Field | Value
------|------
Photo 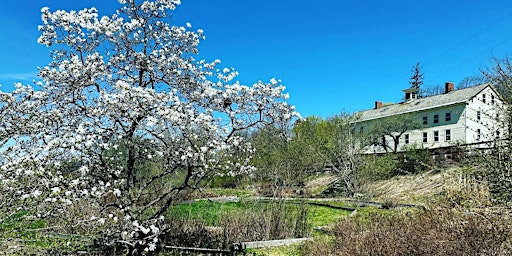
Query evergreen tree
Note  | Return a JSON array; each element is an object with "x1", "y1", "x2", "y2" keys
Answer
[{"x1": 409, "y1": 62, "x2": 424, "y2": 89}]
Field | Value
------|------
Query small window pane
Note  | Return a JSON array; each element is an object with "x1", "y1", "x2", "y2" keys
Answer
[
  {"x1": 434, "y1": 114, "x2": 439, "y2": 124},
  {"x1": 445, "y1": 112, "x2": 451, "y2": 122}
]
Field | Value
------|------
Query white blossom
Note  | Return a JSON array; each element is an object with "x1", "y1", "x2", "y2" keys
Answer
[{"x1": 0, "y1": 0, "x2": 299, "y2": 252}]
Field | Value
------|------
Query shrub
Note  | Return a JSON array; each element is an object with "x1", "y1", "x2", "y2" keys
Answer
[
  {"x1": 163, "y1": 199, "x2": 311, "y2": 250},
  {"x1": 441, "y1": 172, "x2": 492, "y2": 208},
  {"x1": 359, "y1": 146, "x2": 431, "y2": 182},
  {"x1": 359, "y1": 154, "x2": 398, "y2": 181},
  {"x1": 397, "y1": 146, "x2": 431, "y2": 175},
  {"x1": 208, "y1": 175, "x2": 244, "y2": 189},
  {"x1": 301, "y1": 208, "x2": 512, "y2": 255}
]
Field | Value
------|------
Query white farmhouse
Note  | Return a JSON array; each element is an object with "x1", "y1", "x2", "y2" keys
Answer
[{"x1": 355, "y1": 82, "x2": 507, "y2": 159}]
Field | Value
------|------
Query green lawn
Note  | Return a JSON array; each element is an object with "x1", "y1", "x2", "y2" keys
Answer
[{"x1": 168, "y1": 199, "x2": 355, "y2": 228}]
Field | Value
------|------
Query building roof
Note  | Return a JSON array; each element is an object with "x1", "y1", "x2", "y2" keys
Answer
[{"x1": 357, "y1": 83, "x2": 490, "y2": 122}]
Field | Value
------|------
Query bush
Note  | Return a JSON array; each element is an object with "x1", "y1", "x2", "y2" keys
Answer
[
  {"x1": 397, "y1": 146, "x2": 431, "y2": 175},
  {"x1": 359, "y1": 147, "x2": 431, "y2": 182},
  {"x1": 301, "y1": 208, "x2": 512, "y2": 255},
  {"x1": 441, "y1": 171, "x2": 492, "y2": 208},
  {"x1": 208, "y1": 175, "x2": 244, "y2": 189},
  {"x1": 359, "y1": 154, "x2": 398, "y2": 181},
  {"x1": 163, "y1": 199, "x2": 311, "y2": 249}
]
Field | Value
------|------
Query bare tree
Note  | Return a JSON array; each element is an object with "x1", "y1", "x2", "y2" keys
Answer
[
  {"x1": 483, "y1": 56, "x2": 512, "y2": 103},
  {"x1": 458, "y1": 75, "x2": 488, "y2": 90},
  {"x1": 365, "y1": 113, "x2": 423, "y2": 153},
  {"x1": 419, "y1": 84, "x2": 444, "y2": 98},
  {"x1": 468, "y1": 56, "x2": 512, "y2": 203}
]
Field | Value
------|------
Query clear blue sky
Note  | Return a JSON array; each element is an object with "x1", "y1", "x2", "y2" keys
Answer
[{"x1": 1, "y1": 1, "x2": 512, "y2": 117}]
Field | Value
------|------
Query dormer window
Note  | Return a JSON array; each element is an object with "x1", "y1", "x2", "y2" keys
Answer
[
  {"x1": 406, "y1": 92, "x2": 417, "y2": 100},
  {"x1": 403, "y1": 87, "x2": 419, "y2": 101}
]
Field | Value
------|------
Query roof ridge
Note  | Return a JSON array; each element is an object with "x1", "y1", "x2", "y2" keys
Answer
[{"x1": 357, "y1": 83, "x2": 490, "y2": 122}]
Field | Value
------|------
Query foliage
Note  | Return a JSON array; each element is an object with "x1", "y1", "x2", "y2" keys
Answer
[
  {"x1": 250, "y1": 114, "x2": 364, "y2": 197},
  {"x1": 249, "y1": 124, "x2": 309, "y2": 196},
  {"x1": 397, "y1": 145, "x2": 431, "y2": 175},
  {"x1": 359, "y1": 146, "x2": 430, "y2": 181},
  {"x1": 292, "y1": 115, "x2": 364, "y2": 196},
  {"x1": 208, "y1": 174, "x2": 244, "y2": 189},
  {"x1": 359, "y1": 154, "x2": 399, "y2": 181},
  {"x1": 468, "y1": 147, "x2": 512, "y2": 203},
  {"x1": 0, "y1": 1, "x2": 297, "y2": 254}
]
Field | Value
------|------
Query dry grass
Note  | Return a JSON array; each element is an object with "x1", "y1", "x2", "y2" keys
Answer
[
  {"x1": 162, "y1": 200, "x2": 311, "y2": 250},
  {"x1": 305, "y1": 174, "x2": 339, "y2": 196},
  {"x1": 360, "y1": 167, "x2": 473, "y2": 205},
  {"x1": 302, "y1": 208, "x2": 512, "y2": 256},
  {"x1": 303, "y1": 165, "x2": 511, "y2": 255}
]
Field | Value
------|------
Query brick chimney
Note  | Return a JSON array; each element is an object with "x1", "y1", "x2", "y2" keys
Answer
[
  {"x1": 445, "y1": 82, "x2": 455, "y2": 93},
  {"x1": 375, "y1": 101, "x2": 383, "y2": 109}
]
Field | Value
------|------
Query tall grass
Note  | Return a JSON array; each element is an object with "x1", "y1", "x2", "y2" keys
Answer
[
  {"x1": 302, "y1": 208, "x2": 512, "y2": 255},
  {"x1": 163, "y1": 199, "x2": 311, "y2": 249}
]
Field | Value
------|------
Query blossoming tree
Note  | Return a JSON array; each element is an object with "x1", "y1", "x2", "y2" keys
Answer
[{"x1": 0, "y1": 0, "x2": 297, "y2": 254}]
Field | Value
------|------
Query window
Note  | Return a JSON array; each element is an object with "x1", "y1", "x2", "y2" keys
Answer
[
  {"x1": 477, "y1": 111, "x2": 481, "y2": 121},
  {"x1": 422, "y1": 116, "x2": 428, "y2": 125},
  {"x1": 405, "y1": 134, "x2": 409, "y2": 144},
  {"x1": 476, "y1": 129, "x2": 481, "y2": 140},
  {"x1": 445, "y1": 129, "x2": 451, "y2": 141},
  {"x1": 497, "y1": 130, "x2": 501, "y2": 138},
  {"x1": 434, "y1": 131, "x2": 439, "y2": 142},
  {"x1": 434, "y1": 114, "x2": 439, "y2": 124},
  {"x1": 491, "y1": 95, "x2": 495, "y2": 105},
  {"x1": 423, "y1": 132, "x2": 428, "y2": 143},
  {"x1": 482, "y1": 94, "x2": 486, "y2": 103},
  {"x1": 445, "y1": 112, "x2": 451, "y2": 122}
]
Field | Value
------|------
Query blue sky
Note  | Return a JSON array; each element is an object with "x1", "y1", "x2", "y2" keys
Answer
[{"x1": 1, "y1": 1, "x2": 512, "y2": 117}]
